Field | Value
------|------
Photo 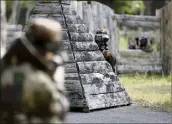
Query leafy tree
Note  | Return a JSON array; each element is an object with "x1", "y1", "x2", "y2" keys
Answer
[
  {"x1": 6, "y1": 1, "x2": 35, "y2": 24},
  {"x1": 5, "y1": 0, "x2": 146, "y2": 25},
  {"x1": 82, "y1": 0, "x2": 145, "y2": 14},
  {"x1": 113, "y1": 1, "x2": 145, "y2": 14}
]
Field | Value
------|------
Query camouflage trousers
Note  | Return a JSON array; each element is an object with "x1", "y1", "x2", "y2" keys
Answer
[{"x1": 0, "y1": 63, "x2": 69, "y2": 124}]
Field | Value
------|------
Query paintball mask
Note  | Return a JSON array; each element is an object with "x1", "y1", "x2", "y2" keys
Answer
[
  {"x1": 139, "y1": 36, "x2": 148, "y2": 47},
  {"x1": 95, "y1": 29, "x2": 110, "y2": 51},
  {"x1": 29, "y1": 39, "x2": 62, "y2": 55},
  {"x1": 95, "y1": 29, "x2": 109, "y2": 42},
  {"x1": 19, "y1": 34, "x2": 67, "y2": 76}
]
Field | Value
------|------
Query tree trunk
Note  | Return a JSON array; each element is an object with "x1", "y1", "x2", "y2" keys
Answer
[
  {"x1": 25, "y1": 7, "x2": 32, "y2": 23},
  {"x1": 8, "y1": 0, "x2": 19, "y2": 24},
  {"x1": 16, "y1": 2, "x2": 21, "y2": 24}
]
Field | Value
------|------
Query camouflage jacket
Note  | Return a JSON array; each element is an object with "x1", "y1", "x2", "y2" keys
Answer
[{"x1": 0, "y1": 39, "x2": 69, "y2": 123}]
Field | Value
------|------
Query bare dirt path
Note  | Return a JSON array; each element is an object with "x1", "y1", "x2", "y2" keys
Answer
[{"x1": 64, "y1": 105, "x2": 171, "y2": 123}]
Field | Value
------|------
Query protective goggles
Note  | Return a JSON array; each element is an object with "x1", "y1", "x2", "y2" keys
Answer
[{"x1": 32, "y1": 41, "x2": 62, "y2": 54}]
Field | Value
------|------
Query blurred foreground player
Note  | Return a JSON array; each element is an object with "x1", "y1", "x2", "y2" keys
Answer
[{"x1": 0, "y1": 18, "x2": 69, "y2": 124}]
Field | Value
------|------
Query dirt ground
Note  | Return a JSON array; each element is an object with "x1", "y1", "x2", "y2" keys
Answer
[{"x1": 64, "y1": 104, "x2": 171, "y2": 123}]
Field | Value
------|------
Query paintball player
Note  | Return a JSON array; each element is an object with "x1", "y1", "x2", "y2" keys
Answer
[
  {"x1": 95, "y1": 29, "x2": 117, "y2": 73},
  {"x1": 135, "y1": 35, "x2": 153, "y2": 52},
  {"x1": 128, "y1": 35, "x2": 153, "y2": 52},
  {"x1": 0, "y1": 18, "x2": 69, "y2": 123}
]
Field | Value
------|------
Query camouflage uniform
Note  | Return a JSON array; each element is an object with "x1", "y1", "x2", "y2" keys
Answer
[{"x1": 0, "y1": 18, "x2": 69, "y2": 124}]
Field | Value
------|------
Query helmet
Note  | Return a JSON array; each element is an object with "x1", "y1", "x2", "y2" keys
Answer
[
  {"x1": 95, "y1": 29, "x2": 109, "y2": 42},
  {"x1": 24, "y1": 18, "x2": 62, "y2": 54},
  {"x1": 139, "y1": 35, "x2": 146, "y2": 41}
]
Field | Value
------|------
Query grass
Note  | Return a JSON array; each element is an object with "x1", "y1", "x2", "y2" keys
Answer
[
  {"x1": 119, "y1": 36, "x2": 128, "y2": 50},
  {"x1": 119, "y1": 73, "x2": 172, "y2": 112}
]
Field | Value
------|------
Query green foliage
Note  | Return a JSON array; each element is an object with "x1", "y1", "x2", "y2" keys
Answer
[
  {"x1": 119, "y1": 36, "x2": 128, "y2": 50},
  {"x1": 113, "y1": 1, "x2": 145, "y2": 14},
  {"x1": 6, "y1": 0, "x2": 145, "y2": 15},
  {"x1": 20, "y1": 1, "x2": 36, "y2": 8},
  {"x1": 167, "y1": 73, "x2": 172, "y2": 82},
  {"x1": 6, "y1": 1, "x2": 35, "y2": 9}
]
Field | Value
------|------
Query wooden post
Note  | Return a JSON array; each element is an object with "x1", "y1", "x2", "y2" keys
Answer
[
  {"x1": 113, "y1": 14, "x2": 160, "y2": 22},
  {"x1": 113, "y1": 19, "x2": 120, "y2": 59},
  {"x1": 101, "y1": 5, "x2": 108, "y2": 30},
  {"x1": 82, "y1": 2, "x2": 93, "y2": 33},
  {"x1": 155, "y1": 9, "x2": 161, "y2": 53},
  {"x1": 97, "y1": 2, "x2": 103, "y2": 29},
  {"x1": 70, "y1": 1, "x2": 78, "y2": 13},
  {"x1": 91, "y1": 1, "x2": 98, "y2": 33},
  {"x1": 88, "y1": 4, "x2": 93, "y2": 33},
  {"x1": 107, "y1": 8, "x2": 116, "y2": 57},
  {"x1": 1, "y1": 1, "x2": 7, "y2": 58},
  {"x1": 160, "y1": 2, "x2": 172, "y2": 75},
  {"x1": 82, "y1": 1, "x2": 88, "y2": 22},
  {"x1": 156, "y1": 9, "x2": 161, "y2": 18},
  {"x1": 115, "y1": 20, "x2": 160, "y2": 29},
  {"x1": 77, "y1": 1, "x2": 83, "y2": 19}
]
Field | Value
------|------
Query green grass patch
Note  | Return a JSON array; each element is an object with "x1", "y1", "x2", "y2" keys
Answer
[
  {"x1": 119, "y1": 36, "x2": 128, "y2": 50},
  {"x1": 120, "y1": 73, "x2": 172, "y2": 112}
]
